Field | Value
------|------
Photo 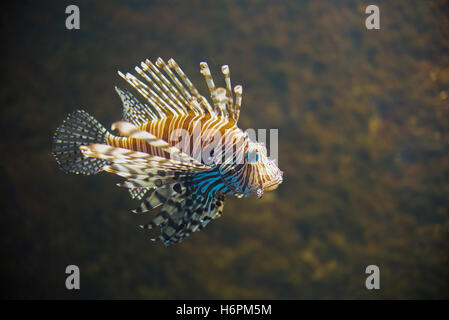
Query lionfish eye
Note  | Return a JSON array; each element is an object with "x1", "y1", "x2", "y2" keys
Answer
[{"x1": 245, "y1": 151, "x2": 259, "y2": 163}]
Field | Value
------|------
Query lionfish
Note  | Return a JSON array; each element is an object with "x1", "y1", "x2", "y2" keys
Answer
[{"x1": 52, "y1": 58, "x2": 283, "y2": 245}]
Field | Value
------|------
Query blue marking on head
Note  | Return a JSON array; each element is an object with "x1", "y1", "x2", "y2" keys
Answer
[{"x1": 245, "y1": 151, "x2": 259, "y2": 163}]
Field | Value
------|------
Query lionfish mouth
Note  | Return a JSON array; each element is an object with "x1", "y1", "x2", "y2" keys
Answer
[
  {"x1": 264, "y1": 182, "x2": 281, "y2": 192},
  {"x1": 262, "y1": 170, "x2": 284, "y2": 192},
  {"x1": 253, "y1": 173, "x2": 283, "y2": 199},
  {"x1": 264, "y1": 179, "x2": 282, "y2": 192}
]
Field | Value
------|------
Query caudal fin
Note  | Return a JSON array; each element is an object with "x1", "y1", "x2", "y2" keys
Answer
[{"x1": 52, "y1": 109, "x2": 111, "y2": 175}]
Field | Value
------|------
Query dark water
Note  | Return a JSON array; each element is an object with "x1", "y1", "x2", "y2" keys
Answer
[{"x1": 1, "y1": 0, "x2": 448, "y2": 299}]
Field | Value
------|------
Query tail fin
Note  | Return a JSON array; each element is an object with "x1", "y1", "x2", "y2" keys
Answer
[{"x1": 52, "y1": 109, "x2": 111, "y2": 175}]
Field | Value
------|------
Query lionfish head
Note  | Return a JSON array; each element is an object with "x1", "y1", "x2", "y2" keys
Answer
[{"x1": 243, "y1": 141, "x2": 283, "y2": 199}]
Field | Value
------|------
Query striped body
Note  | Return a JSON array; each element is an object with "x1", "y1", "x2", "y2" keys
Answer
[{"x1": 107, "y1": 111, "x2": 239, "y2": 163}]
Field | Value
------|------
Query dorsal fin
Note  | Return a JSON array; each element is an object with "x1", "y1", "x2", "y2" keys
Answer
[
  {"x1": 116, "y1": 58, "x2": 244, "y2": 122},
  {"x1": 115, "y1": 87, "x2": 157, "y2": 125}
]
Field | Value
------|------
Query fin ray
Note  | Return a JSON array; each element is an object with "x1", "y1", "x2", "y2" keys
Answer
[{"x1": 52, "y1": 110, "x2": 111, "y2": 175}]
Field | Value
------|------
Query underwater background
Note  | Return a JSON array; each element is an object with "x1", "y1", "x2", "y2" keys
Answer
[{"x1": 1, "y1": 0, "x2": 448, "y2": 299}]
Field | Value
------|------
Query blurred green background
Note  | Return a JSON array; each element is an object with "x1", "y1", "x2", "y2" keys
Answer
[{"x1": 1, "y1": 0, "x2": 448, "y2": 299}]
